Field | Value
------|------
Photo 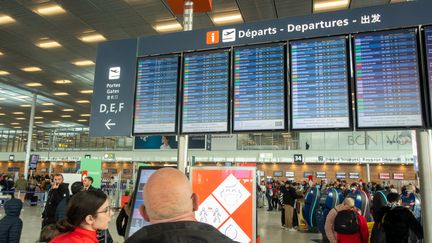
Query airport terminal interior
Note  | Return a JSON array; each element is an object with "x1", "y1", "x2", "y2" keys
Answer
[{"x1": 0, "y1": 0, "x2": 432, "y2": 242}]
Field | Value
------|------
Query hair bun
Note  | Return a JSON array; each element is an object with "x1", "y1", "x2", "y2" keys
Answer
[{"x1": 56, "y1": 219, "x2": 75, "y2": 233}]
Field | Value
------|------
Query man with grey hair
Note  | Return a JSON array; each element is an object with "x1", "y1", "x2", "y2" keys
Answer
[{"x1": 126, "y1": 168, "x2": 235, "y2": 243}]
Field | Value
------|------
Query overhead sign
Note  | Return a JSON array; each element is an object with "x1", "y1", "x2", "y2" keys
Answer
[
  {"x1": 191, "y1": 167, "x2": 256, "y2": 243},
  {"x1": 90, "y1": 38, "x2": 138, "y2": 136},
  {"x1": 294, "y1": 154, "x2": 303, "y2": 163},
  {"x1": 138, "y1": 1, "x2": 431, "y2": 56}
]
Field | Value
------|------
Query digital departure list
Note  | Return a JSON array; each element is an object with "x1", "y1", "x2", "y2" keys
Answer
[
  {"x1": 425, "y1": 27, "x2": 432, "y2": 110},
  {"x1": 233, "y1": 43, "x2": 286, "y2": 131},
  {"x1": 291, "y1": 36, "x2": 350, "y2": 129},
  {"x1": 133, "y1": 55, "x2": 179, "y2": 134},
  {"x1": 182, "y1": 50, "x2": 230, "y2": 133},
  {"x1": 354, "y1": 29, "x2": 423, "y2": 128}
]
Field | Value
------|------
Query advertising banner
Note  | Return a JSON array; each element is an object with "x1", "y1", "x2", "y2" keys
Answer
[
  {"x1": 81, "y1": 158, "x2": 102, "y2": 188},
  {"x1": 191, "y1": 167, "x2": 256, "y2": 243},
  {"x1": 134, "y1": 135, "x2": 205, "y2": 149}
]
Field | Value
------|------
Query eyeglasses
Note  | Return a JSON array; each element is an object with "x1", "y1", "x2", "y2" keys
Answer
[{"x1": 95, "y1": 206, "x2": 112, "y2": 215}]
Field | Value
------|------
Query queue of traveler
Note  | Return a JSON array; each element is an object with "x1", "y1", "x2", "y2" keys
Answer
[{"x1": 259, "y1": 178, "x2": 424, "y2": 243}]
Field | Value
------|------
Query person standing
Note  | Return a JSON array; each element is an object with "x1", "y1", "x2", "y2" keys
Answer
[
  {"x1": 0, "y1": 198, "x2": 23, "y2": 243},
  {"x1": 373, "y1": 193, "x2": 423, "y2": 243},
  {"x1": 83, "y1": 177, "x2": 98, "y2": 191},
  {"x1": 14, "y1": 174, "x2": 27, "y2": 203},
  {"x1": 42, "y1": 174, "x2": 70, "y2": 228},
  {"x1": 281, "y1": 181, "x2": 300, "y2": 231}
]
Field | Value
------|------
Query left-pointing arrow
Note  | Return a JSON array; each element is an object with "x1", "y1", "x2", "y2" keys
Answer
[{"x1": 105, "y1": 119, "x2": 116, "y2": 130}]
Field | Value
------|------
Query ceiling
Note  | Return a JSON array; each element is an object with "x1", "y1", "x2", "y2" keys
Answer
[{"x1": 0, "y1": 0, "x2": 409, "y2": 131}]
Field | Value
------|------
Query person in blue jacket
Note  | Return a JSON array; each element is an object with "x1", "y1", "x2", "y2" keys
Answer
[{"x1": 0, "y1": 198, "x2": 23, "y2": 243}]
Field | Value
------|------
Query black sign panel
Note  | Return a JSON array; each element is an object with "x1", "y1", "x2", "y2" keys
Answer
[
  {"x1": 90, "y1": 39, "x2": 138, "y2": 136},
  {"x1": 353, "y1": 29, "x2": 423, "y2": 128},
  {"x1": 294, "y1": 154, "x2": 303, "y2": 163},
  {"x1": 133, "y1": 55, "x2": 179, "y2": 134},
  {"x1": 290, "y1": 36, "x2": 351, "y2": 130},
  {"x1": 181, "y1": 49, "x2": 230, "y2": 133},
  {"x1": 233, "y1": 43, "x2": 286, "y2": 132}
]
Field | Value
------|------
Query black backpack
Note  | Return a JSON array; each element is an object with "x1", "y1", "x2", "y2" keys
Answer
[{"x1": 334, "y1": 209, "x2": 360, "y2": 234}]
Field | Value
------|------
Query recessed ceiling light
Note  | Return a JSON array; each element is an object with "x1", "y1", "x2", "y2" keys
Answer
[
  {"x1": 80, "y1": 114, "x2": 90, "y2": 117},
  {"x1": 34, "y1": 4, "x2": 66, "y2": 16},
  {"x1": 36, "y1": 40, "x2": 62, "y2": 49},
  {"x1": 313, "y1": 0, "x2": 350, "y2": 13},
  {"x1": 35, "y1": 116, "x2": 43, "y2": 119},
  {"x1": 11, "y1": 122, "x2": 19, "y2": 125},
  {"x1": 19, "y1": 104, "x2": 32, "y2": 107},
  {"x1": 0, "y1": 113, "x2": 5, "y2": 116},
  {"x1": 62, "y1": 108, "x2": 74, "y2": 112},
  {"x1": 53, "y1": 79, "x2": 72, "y2": 84},
  {"x1": 77, "y1": 119, "x2": 87, "y2": 122},
  {"x1": 16, "y1": 117, "x2": 25, "y2": 120},
  {"x1": 41, "y1": 110, "x2": 53, "y2": 113},
  {"x1": 0, "y1": 123, "x2": 4, "y2": 126},
  {"x1": 80, "y1": 90, "x2": 93, "y2": 94},
  {"x1": 0, "y1": 70, "x2": 10, "y2": 75},
  {"x1": 42, "y1": 102, "x2": 54, "y2": 106},
  {"x1": 211, "y1": 11, "x2": 243, "y2": 25},
  {"x1": 34, "y1": 121, "x2": 43, "y2": 124},
  {"x1": 61, "y1": 115, "x2": 71, "y2": 118},
  {"x1": 0, "y1": 51, "x2": 3, "y2": 55},
  {"x1": 153, "y1": 21, "x2": 183, "y2": 33},
  {"x1": 76, "y1": 100, "x2": 90, "y2": 104},
  {"x1": 51, "y1": 121, "x2": 60, "y2": 123},
  {"x1": 54, "y1": 92, "x2": 69, "y2": 96},
  {"x1": 0, "y1": 15, "x2": 16, "y2": 25},
  {"x1": 13, "y1": 126, "x2": 22, "y2": 129},
  {"x1": 72, "y1": 60, "x2": 94, "y2": 66},
  {"x1": 26, "y1": 82, "x2": 43, "y2": 87},
  {"x1": 79, "y1": 33, "x2": 106, "y2": 43},
  {"x1": 12, "y1": 112, "x2": 24, "y2": 115},
  {"x1": 17, "y1": 96, "x2": 29, "y2": 99},
  {"x1": 21, "y1": 66, "x2": 42, "y2": 72}
]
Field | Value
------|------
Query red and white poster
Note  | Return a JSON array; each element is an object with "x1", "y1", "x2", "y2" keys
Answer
[
  {"x1": 379, "y1": 173, "x2": 390, "y2": 179},
  {"x1": 393, "y1": 173, "x2": 404, "y2": 180},
  {"x1": 191, "y1": 167, "x2": 256, "y2": 243}
]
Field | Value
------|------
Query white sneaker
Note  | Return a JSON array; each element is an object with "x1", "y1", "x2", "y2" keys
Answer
[{"x1": 288, "y1": 228, "x2": 297, "y2": 232}]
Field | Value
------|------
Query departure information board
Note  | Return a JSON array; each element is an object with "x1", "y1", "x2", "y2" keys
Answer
[
  {"x1": 182, "y1": 50, "x2": 230, "y2": 133},
  {"x1": 133, "y1": 55, "x2": 179, "y2": 134},
  {"x1": 233, "y1": 43, "x2": 286, "y2": 131},
  {"x1": 291, "y1": 36, "x2": 350, "y2": 130},
  {"x1": 354, "y1": 29, "x2": 423, "y2": 128},
  {"x1": 424, "y1": 26, "x2": 432, "y2": 111}
]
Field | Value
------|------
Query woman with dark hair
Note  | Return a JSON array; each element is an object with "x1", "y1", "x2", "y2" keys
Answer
[{"x1": 51, "y1": 190, "x2": 113, "y2": 243}]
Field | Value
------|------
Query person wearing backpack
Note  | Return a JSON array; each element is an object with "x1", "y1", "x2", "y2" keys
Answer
[
  {"x1": 372, "y1": 193, "x2": 423, "y2": 243},
  {"x1": 324, "y1": 197, "x2": 369, "y2": 243}
]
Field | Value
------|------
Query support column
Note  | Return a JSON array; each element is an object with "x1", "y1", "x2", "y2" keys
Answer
[
  {"x1": 24, "y1": 93, "x2": 37, "y2": 179},
  {"x1": 366, "y1": 163, "x2": 371, "y2": 182},
  {"x1": 177, "y1": 0, "x2": 193, "y2": 174},
  {"x1": 416, "y1": 130, "x2": 432, "y2": 243}
]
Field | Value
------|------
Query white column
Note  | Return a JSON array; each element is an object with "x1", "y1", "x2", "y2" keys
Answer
[
  {"x1": 177, "y1": 0, "x2": 193, "y2": 174},
  {"x1": 416, "y1": 130, "x2": 432, "y2": 243},
  {"x1": 24, "y1": 94, "x2": 37, "y2": 179},
  {"x1": 366, "y1": 163, "x2": 371, "y2": 182}
]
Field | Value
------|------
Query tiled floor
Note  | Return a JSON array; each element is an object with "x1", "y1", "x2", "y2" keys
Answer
[{"x1": 1, "y1": 205, "x2": 322, "y2": 243}]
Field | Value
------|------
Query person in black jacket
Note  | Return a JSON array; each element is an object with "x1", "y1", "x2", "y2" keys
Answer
[
  {"x1": 0, "y1": 198, "x2": 23, "y2": 243},
  {"x1": 83, "y1": 176, "x2": 99, "y2": 191},
  {"x1": 373, "y1": 193, "x2": 423, "y2": 243},
  {"x1": 125, "y1": 168, "x2": 235, "y2": 243},
  {"x1": 280, "y1": 181, "x2": 300, "y2": 231},
  {"x1": 41, "y1": 174, "x2": 70, "y2": 228}
]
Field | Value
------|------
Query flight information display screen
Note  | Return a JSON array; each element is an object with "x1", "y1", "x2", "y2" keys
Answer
[
  {"x1": 290, "y1": 36, "x2": 350, "y2": 130},
  {"x1": 424, "y1": 26, "x2": 432, "y2": 112},
  {"x1": 133, "y1": 55, "x2": 179, "y2": 134},
  {"x1": 182, "y1": 50, "x2": 230, "y2": 133},
  {"x1": 233, "y1": 43, "x2": 286, "y2": 131},
  {"x1": 354, "y1": 29, "x2": 423, "y2": 128}
]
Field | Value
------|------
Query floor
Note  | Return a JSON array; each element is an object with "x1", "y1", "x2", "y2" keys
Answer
[{"x1": 1, "y1": 205, "x2": 322, "y2": 243}]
